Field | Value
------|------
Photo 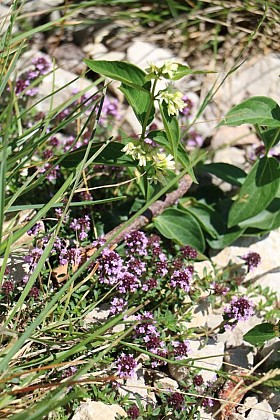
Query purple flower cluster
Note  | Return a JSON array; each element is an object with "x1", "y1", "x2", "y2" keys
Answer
[
  {"x1": 126, "y1": 405, "x2": 140, "y2": 419},
  {"x1": 211, "y1": 282, "x2": 230, "y2": 296},
  {"x1": 70, "y1": 215, "x2": 91, "y2": 241},
  {"x1": 134, "y1": 312, "x2": 167, "y2": 367},
  {"x1": 118, "y1": 272, "x2": 139, "y2": 293},
  {"x1": 97, "y1": 248, "x2": 124, "y2": 285},
  {"x1": 116, "y1": 353, "x2": 137, "y2": 379},
  {"x1": 23, "y1": 247, "x2": 43, "y2": 282},
  {"x1": 180, "y1": 95, "x2": 194, "y2": 117},
  {"x1": 167, "y1": 392, "x2": 185, "y2": 410},
  {"x1": 125, "y1": 230, "x2": 149, "y2": 256},
  {"x1": 109, "y1": 297, "x2": 127, "y2": 315},
  {"x1": 99, "y1": 96, "x2": 121, "y2": 125},
  {"x1": 180, "y1": 245, "x2": 198, "y2": 260},
  {"x1": 241, "y1": 252, "x2": 261, "y2": 272},
  {"x1": 224, "y1": 296, "x2": 254, "y2": 329},
  {"x1": 170, "y1": 268, "x2": 193, "y2": 292},
  {"x1": 1, "y1": 280, "x2": 14, "y2": 295},
  {"x1": 172, "y1": 340, "x2": 190, "y2": 360},
  {"x1": 14, "y1": 56, "x2": 51, "y2": 97}
]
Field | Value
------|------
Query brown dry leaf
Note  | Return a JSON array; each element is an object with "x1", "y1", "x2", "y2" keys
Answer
[{"x1": 52, "y1": 263, "x2": 69, "y2": 283}]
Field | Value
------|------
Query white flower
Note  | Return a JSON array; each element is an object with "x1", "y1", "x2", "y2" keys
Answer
[
  {"x1": 153, "y1": 152, "x2": 175, "y2": 170},
  {"x1": 162, "y1": 61, "x2": 179, "y2": 79},
  {"x1": 160, "y1": 89, "x2": 185, "y2": 116}
]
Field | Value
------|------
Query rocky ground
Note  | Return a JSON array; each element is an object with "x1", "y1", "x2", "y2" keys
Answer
[{"x1": 1, "y1": 1, "x2": 280, "y2": 419}]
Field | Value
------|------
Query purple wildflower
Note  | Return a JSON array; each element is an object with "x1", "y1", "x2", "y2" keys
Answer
[
  {"x1": 116, "y1": 353, "x2": 137, "y2": 379},
  {"x1": 181, "y1": 95, "x2": 193, "y2": 117},
  {"x1": 109, "y1": 297, "x2": 127, "y2": 315},
  {"x1": 126, "y1": 257, "x2": 146, "y2": 276},
  {"x1": 224, "y1": 296, "x2": 254, "y2": 329},
  {"x1": 241, "y1": 252, "x2": 261, "y2": 272},
  {"x1": 15, "y1": 79, "x2": 30, "y2": 95},
  {"x1": 125, "y1": 230, "x2": 148, "y2": 256},
  {"x1": 170, "y1": 268, "x2": 192, "y2": 292},
  {"x1": 212, "y1": 282, "x2": 230, "y2": 296},
  {"x1": 97, "y1": 248, "x2": 124, "y2": 285},
  {"x1": 126, "y1": 404, "x2": 140, "y2": 419},
  {"x1": 167, "y1": 392, "x2": 185, "y2": 410},
  {"x1": 142, "y1": 277, "x2": 158, "y2": 291},
  {"x1": 180, "y1": 245, "x2": 198, "y2": 260},
  {"x1": 29, "y1": 287, "x2": 40, "y2": 299},
  {"x1": 172, "y1": 340, "x2": 190, "y2": 360},
  {"x1": 202, "y1": 398, "x2": 214, "y2": 408},
  {"x1": 67, "y1": 248, "x2": 82, "y2": 266},
  {"x1": 118, "y1": 272, "x2": 139, "y2": 294},
  {"x1": 156, "y1": 260, "x2": 168, "y2": 277},
  {"x1": 70, "y1": 215, "x2": 91, "y2": 241},
  {"x1": 62, "y1": 366, "x2": 77, "y2": 378},
  {"x1": 193, "y1": 374, "x2": 204, "y2": 387},
  {"x1": 27, "y1": 222, "x2": 41, "y2": 236},
  {"x1": 32, "y1": 56, "x2": 51, "y2": 75},
  {"x1": 1, "y1": 280, "x2": 14, "y2": 295}
]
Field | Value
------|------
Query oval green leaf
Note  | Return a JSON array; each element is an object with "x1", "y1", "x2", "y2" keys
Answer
[{"x1": 154, "y1": 208, "x2": 205, "y2": 252}]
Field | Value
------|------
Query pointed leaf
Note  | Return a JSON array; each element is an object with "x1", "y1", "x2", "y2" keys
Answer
[
  {"x1": 243, "y1": 323, "x2": 279, "y2": 347},
  {"x1": 84, "y1": 59, "x2": 148, "y2": 90},
  {"x1": 201, "y1": 163, "x2": 246, "y2": 186},
  {"x1": 59, "y1": 142, "x2": 137, "y2": 168},
  {"x1": 238, "y1": 198, "x2": 280, "y2": 230},
  {"x1": 220, "y1": 96, "x2": 280, "y2": 127},
  {"x1": 259, "y1": 126, "x2": 280, "y2": 153},
  {"x1": 154, "y1": 208, "x2": 205, "y2": 252},
  {"x1": 228, "y1": 157, "x2": 280, "y2": 227},
  {"x1": 119, "y1": 83, "x2": 154, "y2": 125}
]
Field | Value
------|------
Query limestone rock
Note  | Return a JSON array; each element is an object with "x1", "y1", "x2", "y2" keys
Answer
[
  {"x1": 169, "y1": 338, "x2": 224, "y2": 383},
  {"x1": 71, "y1": 400, "x2": 127, "y2": 420},
  {"x1": 153, "y1": 372, "x2": 179, "y2": 391},
  {"x1": 212, "y1": 146, "x2": 246, "y2": 168},
  {"x1": 246, "y1": 399, "x2": 275, "y2": 420},
  {"x1": 210, "y1": 228, "x2": 280, "y2": 298}
]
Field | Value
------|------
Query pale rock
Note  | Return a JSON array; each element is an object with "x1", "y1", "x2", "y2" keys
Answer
[
  {"x1": 95, "y1": 51, "x2": 126, "y2": 62},
  {"x1": 169, "y1": 338, "x2": 224, "y2": 383},
  {"x1": 16, "y1": 51, "x2": 96, "y2": 114},
  {"x1": 183, "y1": 298, "x2": 223, "y2": 330},
  {"x1": 22, "y1": 0, "x2": 64, "y2": 12},
  {"x1": 212, "y1": 147, "x2": 246, "y2": 168},
  {"x1": 237, "y1": 396, "x2": 258, "y2": 414},
  {"x1": 194, "y1": 260, "x2": 214, "y2": 278},
  {"x1": 210, "y1": 228, "x2": 280, "y2": 298},
  {"x1": 219, "y1": 314, "x2": 263, "y2": 347},
  {"x1": 127, "y1": 41, "x2": 175, "y2": 71},
  {"x1": 0, "y1": 4, "x2": 18, "y2": 34},
  {"x1": 83, "y1": 43, "x2": 108, "y2": 58},
  {"x1": 211, "y1": 125, "x2": 259, "y2": 149},
  {"x1": 153, "y1": 372, "x2": 179, "y2": 391},
  {"x1": 259, "y1": 338, "x2": 280, "y2": 371},
  {"x1": 246, "y1": 399, "x2": 275, "y2": 420},
  {"x1": 117, "y1": 363, "x2": 156, "y2": 409},
  {"x1": 83, "y1": 305, "x2": 124, "y2": 334},
  {"x1": 223, "y1": 344, "x2": 255, "y2": 372},
  {"x1": 203, "y1": 54, "x2": 280, "y2": 137},
  {"x1": 71, "y1": 400, "x2": 127, "y2": 420}
]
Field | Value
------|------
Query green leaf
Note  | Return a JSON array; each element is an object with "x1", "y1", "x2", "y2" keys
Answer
[
  {"x1": 228, "y1": 157, "x2": 280, "y2": 227},
  {"x1": 148, "y1": 130, "x2": 196, "y2": 182},
  {"x1": 154, "y1": 208, "x2": 205, "y2": 252},
  {"x1": 259, "y1": 126, "x2": 280, "y2": 153},
  {"x1": 178, "y1": 199, "x2": 219, "y2": 238},
  {"x1": 59, "y1": 142, "x2": 137, "y2": 168},
  {"x1": 159, "y1": 102, "x2": 180, "y2": 162},
  {"x1": 220, "y1": 96, "x2": 280, "y2": 128},
  {"x1": 163, "y1": 63, "x2": 215, "y2": 80},
  {"x1": 200, "y1": 163, "x2": 246, "y2": 186},
  {"x1": 119, "y1": 83, "x2": 154, "y2": 125},
  {"x1": 238, "y1": 198, "x2": 280, "y2": 230},
  {"x1": 207, "y1": 228, "x2": 245, "y2": 249},
  {"x1": 243, "y1": 323, "x2": 279, "y2": 347},
  {"x1": 84, "y1": 59, "x2": 148, "y2": 90}
]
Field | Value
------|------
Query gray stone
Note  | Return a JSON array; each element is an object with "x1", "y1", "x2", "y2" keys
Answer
[
  {"x1": 22, "y1": 0, "x2": 64, "y2": 13},
  {"x1": 71, "y1": 400, "x2": 127, "y2": 420},
  {"x1": 237, "y1": 396, "x2": 258, "y2": 414},
  {"x1": 246, "y1": 400, "x2": 275, "y2": 420},
  {"x1": 83, "y1": 305, "x2": 125, "y2": 334},
  {"x1": 169, "y1": 338, "x2": 224, "y2": 383},
  {"x1": 259, "y1": 338, "x2": 280, "y2": 371},
  {"x1": 223, "y1": 344, "x2": 255, "y2": 372},
  {"x1": 211, "y1": 125, "x2": 259, "y2": 149},
  {"x1": 153, "y1": 372, "x2": 179, "y2": 391},
  {"x1": 219, "y1": 314, "x2": 263, "y2": 347},
  {"x1": 117, "y1": 362, "x2": 156, "y2": 409},
  {"x1": 210, "y1": 228, "x2": 280, "y2": 298},
  {"x1": 212, "y1": 146, "x2": 246, "y2": 168},
  {"x1": 0, "y1": 4, "x2": 18, "y2": 34}
]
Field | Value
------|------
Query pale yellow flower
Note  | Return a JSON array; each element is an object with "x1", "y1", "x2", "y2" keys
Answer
[
  {"x1": 153, "y1": 152, "x2": 175, "y2": 170},
  {"x1": 160, "y1": 89, "x2": 185, "y2": 116},
  {"x1": 162, "y1": 61, "x2": 179, "y2": 79}
]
